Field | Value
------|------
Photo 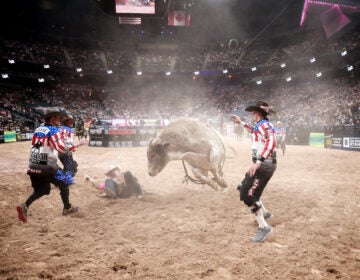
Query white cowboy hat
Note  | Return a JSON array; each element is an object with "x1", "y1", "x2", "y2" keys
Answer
[{"x1": 105, "y1": 165, "x2": 121, "y2": 178}]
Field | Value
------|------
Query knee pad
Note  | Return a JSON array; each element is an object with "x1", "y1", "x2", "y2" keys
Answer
[
  {"x1": 251, "y1": 201, "x2": 262, "y2": 213},
  {"x1": 239, "y1": 174, "x2": 256, "y2": 206}
]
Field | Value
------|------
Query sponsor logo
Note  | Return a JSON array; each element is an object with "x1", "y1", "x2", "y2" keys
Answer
[
  {"x1": 35, "y1": 127, "x2": 50, "y2": 134},
  {"x1": 332, "y1": 137, "x2": 342, "y2": 148},
  {"x1": 30, "y1": 148, "x2": 48, "y2": 164},
  {"x1": 27, "y1": 168, "x2": 42, "y2": 174},
  {"x1": 343, "y1": 137, "x2": 360, "y2": 149},
  {"x1": 324, "y1": 134, "x2": 333, "y2": 148},
  {"x1": 248, "y1": 178, "x2": 259, "y2": 197}
]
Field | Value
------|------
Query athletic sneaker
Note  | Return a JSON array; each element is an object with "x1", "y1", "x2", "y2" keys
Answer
[
  {"x1": 251, "y1": 226, "x2": 273, "y2": 243},
  {"x1": 263, "y1": 211, "x2": 273, "y2": 220},
  {"x1": 62, "y1": 206, "x2": 79, "y2": 216},
  {"x1": 16, "y1": 203, "x2": 27, "y2": 223}
]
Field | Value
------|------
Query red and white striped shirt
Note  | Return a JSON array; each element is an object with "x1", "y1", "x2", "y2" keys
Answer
[{"x1": 252, "y1": 119, "x2": 277, "y2": 160}]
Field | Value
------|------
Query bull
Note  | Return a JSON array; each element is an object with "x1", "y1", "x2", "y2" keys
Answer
[{"x1": 147, "y1": 117, "x2": 228, "y2": 191}]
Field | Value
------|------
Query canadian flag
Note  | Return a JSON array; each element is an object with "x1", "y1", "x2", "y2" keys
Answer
[{"x1": 168, "y1": 10, "x2": 190, "y2": 26}]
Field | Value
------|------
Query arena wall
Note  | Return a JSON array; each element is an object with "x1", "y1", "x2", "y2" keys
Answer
[{"x1": 2, "y1": 123, "x2": 359, "y2": 151}]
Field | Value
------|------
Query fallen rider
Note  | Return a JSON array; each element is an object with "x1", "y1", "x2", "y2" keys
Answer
[{"x1": 85, "y1": 166, "x2": 144, "y2": 199}]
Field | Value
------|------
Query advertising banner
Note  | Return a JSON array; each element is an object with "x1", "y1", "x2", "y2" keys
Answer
[
  {"x1": 324, "y1": 133, "x2": 360, "y2": 151},
  {"x1": 4, "y1": 131, "x2": 17, "y2": 143},
  {"x1": 342, "y1": 137, "x2": 360, "y2": 150},
  {"x1": 141, "y1": 119, "x2": 160, "y2": 127},
  {"x1": 110, "y1": 118, "x2": 169, "y2": 127},
  {"x1": 309, "y1": 133, "x2": 324, "y2": 147},
  {"x1": 23, "y1": 133, "x2": 34, "y2": 141},
  {"x1": 108, "y1": 128, "x2": 137, "y2": 135},
  {"x1": 324, "y1": 134, "x2": 342, "y2": 149}
]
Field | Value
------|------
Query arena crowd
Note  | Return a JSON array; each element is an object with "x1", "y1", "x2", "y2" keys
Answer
[{"x1": 1, "y1": 27, "x2": 359, "y2": 142}]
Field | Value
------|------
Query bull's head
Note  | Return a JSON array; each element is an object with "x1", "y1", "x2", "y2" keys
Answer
[{"x1": 147, "y1": 137, "x2": 170, "y2": 176}]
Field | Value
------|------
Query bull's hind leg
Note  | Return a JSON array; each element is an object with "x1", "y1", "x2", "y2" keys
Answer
[
  {"x1": 180, "y1": 152, "x2": 220, "y2": 191},
  {"x1": 211, "y1": 169, "x2": 228, "y2": 191},
  {"x1": 190, "y1": 167, "x2": 219, "y2": 191},
  {"x1": 209, "y1": 147, "x2": 228, "y2": 191}
]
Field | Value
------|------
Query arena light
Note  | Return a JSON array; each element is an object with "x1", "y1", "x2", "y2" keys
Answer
[
  {"x1": 286, "y1": 77, "x2": 292, "y2": 82},
  {"x1": 38, "y1": 78, "x2": 45, "y2": 83},
  {"x1": 222, "y1": 69, "x2": 228, "y2": 74},
  {"x1": 256, "y1": 80, "x2": 262, "y2": 85},
  {"x1": 136, "y1": 71, "x2": 142, "y2": 75},
  {"x1": 251, "y1": 67, "x2": 257, "y2": 72},
  {"x1": 107, "y1": 70, "x2": 113, "y2": 74},
  {"x1": 280, "y1": 63, "x2": 286, "y2": 68},
  {"x1": 1, "y1": 73, "x2": 9, "y2": 79},
  {"x1": 194, "y1": 71, "x2": 200, "y2": 75},
  {"x1": 347, "y1": 65, "x2": 353, "y2": 71},
  {"x1": 310, "y1": 57, "x2": 316, "y2": 63},
  {"x1": 316, "y1": 72, "x2": 322, "y2": 78},
  {"x1": 76, "y1": 67, "x2": 82, "y2": 72},
  {"x1": 341, "y1": 50, "x2": 347, "y2": 56},
  {"x1": 43, "y1": 64, "x2": 50, "y2": 69},
  {"x1": 8, "y1": 59, "x2": 15, "y2": 64}
]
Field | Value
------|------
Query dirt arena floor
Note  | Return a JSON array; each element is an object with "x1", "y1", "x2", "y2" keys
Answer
[{"x1": 1, "y1": 137, "x2": 359, "y2": 280}]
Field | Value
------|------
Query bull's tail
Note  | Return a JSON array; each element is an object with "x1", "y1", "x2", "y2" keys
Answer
[
  {"x1": 225, "y1": 144, "x2": 237, "y2": 159},
  {"x1": 210, "y1": 126, "x2": 226, "y2": 174}
]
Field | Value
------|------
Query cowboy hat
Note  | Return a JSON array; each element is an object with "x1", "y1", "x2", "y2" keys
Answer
[
  {"x1": 105, "y1": 165, "x2": 121, "y2": 178},
  {"x1": 44, "y1": 107, "x2": 66, "y2": 119},
  {"x1": 62, "y1": 114, "x2": 74, "y2": 124},
  {"x1": 245, "y1": 100, "x2": 276, "y2": 116}
]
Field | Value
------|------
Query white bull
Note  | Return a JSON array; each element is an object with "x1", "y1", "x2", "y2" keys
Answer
[{"x1": 147, "y1": 117, "x2": 228, "y2": 191}]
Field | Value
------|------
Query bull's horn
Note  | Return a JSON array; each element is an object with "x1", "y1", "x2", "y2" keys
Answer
[{"x1": 150, "y1": 137, "x2": 162, "y2": 146}]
